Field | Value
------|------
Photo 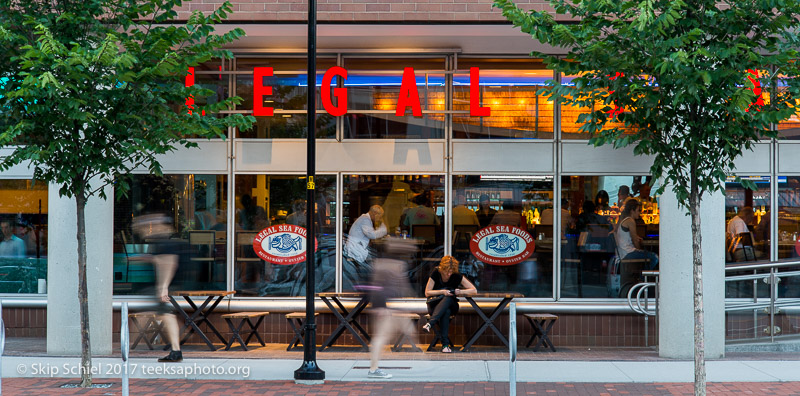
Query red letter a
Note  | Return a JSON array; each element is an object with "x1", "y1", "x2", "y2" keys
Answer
[
  {"x1": 185, "y1": 67, "x2": 204, "y2": 116},
  {"x1": 470, "y1": 67, "x2": 490, "y2": 117},
  {"x1": 253, "y1": 67, "x2": 274, "y2": 116},
  {"x1": 396, "y1": 67, "x2": 422, "y2": 117},
  {"x1": 322, "y1": 66, "x2": 348, "y2": 116}
]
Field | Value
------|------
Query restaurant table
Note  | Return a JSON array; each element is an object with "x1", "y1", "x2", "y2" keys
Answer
[
  {"x1": 169, "y1": 290, "x2": 235, "y2": 351},
  {"x1": 317, "y1": 292, "x2": 371, "y2": 351},
  {"x1": 461, "y1": 292, "x2": 524, "y2": 351}
]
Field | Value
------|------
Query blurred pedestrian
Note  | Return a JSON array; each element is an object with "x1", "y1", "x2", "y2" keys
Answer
[{"x1": 367, "y1": 236, "x2": 418, "y2": 379}]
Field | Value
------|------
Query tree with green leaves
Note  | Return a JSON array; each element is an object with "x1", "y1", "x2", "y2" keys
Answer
[
  {"x1": 492, "y1": 0, "x2": 800, "y2": 394},
  {"x1": 0, "y1": 0, "x2": 254, "y2": 387}
]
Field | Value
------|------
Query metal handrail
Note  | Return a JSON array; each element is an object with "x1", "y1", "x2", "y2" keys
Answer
[
  {"x1": 628, "y1": 283, "x2": 657, "y2": 316},
  {"x1": 725, "y1": 258, "x2": 800, "y2": 272},
  {"x1": 509, "y1": 302, "x2": 516, "y2": 396}
]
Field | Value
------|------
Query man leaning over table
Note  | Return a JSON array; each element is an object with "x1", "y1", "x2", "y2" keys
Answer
[{"x1": 345, "y1": 205, "x2": 388, "y2": 282}]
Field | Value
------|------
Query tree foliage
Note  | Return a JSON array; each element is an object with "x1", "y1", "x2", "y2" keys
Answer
[
  {"x1": 0, "y1": 0, "x2": 254, "y2": 199},
  {"x1": 492, "y1": 0, "x2": 800, "y2": 205}
]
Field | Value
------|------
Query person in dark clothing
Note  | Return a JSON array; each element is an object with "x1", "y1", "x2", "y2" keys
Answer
[
  {"x1": 475, "y1": 194, "x2": 497, "y2": 229},
  {"x1": 422, "y1": 256, "x2": 477, "y2": 353}
]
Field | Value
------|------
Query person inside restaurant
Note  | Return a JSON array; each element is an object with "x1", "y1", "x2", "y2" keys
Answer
[
  {"x1": 615, "y1": 199, "x2": 659, "y2": 270},
  {"x1": 422, "y1": 255, "x2": 477, "y2": 353},
  {"x1": 345, "y1": 205, "x2": 389, "y2": 280},
  {"x1": 475, "y1": 194, "x2": 497, "y2": 229},
  {"x1": 727, "y1": 206, "x2": 756, "y2": 262},
  {"x1": 617, "y1": 185, "x2": 631, "y2": 208}
]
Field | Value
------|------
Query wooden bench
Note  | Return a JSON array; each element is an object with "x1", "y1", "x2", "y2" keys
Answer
[
  {"x1": 286, "y1": 312, "x2": 318, "y2": 351},
  {"x1": 220, "y1": 312, "x2": 269, "y2": 351},
  {"x1": 129, "y1": 313, "x2": 166, "y2": 350},
  {"x1": 424, "y1": 313, "x2": 456, "y2": 351},
  {"x1": 390, "y1": 312, "x2": 422, "y2": 352},
  {"x1": 523, "y1": 313, "x2": 558, "y2": 352}
]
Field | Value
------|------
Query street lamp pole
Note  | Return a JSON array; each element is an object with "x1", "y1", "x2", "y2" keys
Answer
[{"x1": 294, "y1": 0, "x2": 325, "y2": 382}]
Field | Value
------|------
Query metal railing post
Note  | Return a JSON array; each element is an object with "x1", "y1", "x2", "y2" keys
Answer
[
  {"x1": 121, "y1": 302, "x2": 129, "y2": 396},
  {"x1": 0, "y1": 300, "x2": 5, "y2": 395},
  {"x1": 509, "y1": 302, "x2": 516, "y2": 396},
  {"x1": 770, "y1": 269, "x2": 776, "y2": 342}
]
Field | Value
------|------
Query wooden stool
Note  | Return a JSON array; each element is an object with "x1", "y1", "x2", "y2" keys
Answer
[
  {"x1": 390, "y1": 313, "x2": 422, "y2": 352},
  {"x1": 524, "y1": 313, "x2": 558, "y2": 352},
  {"x1": 220, "y1": 312, "x2": 269, "y2": 351},
  {"x1": 424, "y1": 313, "x2": 456, "y2": 351},
  {"x1": 286, "y1": 312, "x2": 317, "y2": 351},
  {"x1": 129, "y1": 313, "x2": 166, "y2": 350}
]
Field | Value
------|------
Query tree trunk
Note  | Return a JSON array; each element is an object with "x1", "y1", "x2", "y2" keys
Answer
[
  {"x1": 76, "y1": 191, "x2": 92, "y2": 388},
  {"x1": 689, "y1": 176, "x2": 706, "y2": 396}
]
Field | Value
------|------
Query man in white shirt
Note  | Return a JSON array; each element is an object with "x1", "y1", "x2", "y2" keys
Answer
[
  {"x1": 727, "y1": 206, "x2": 755, "y2": 262},
  {"x1": 0, "y1": 220, "x2": 25, "y2": 258},
  {"x1": 345, "y1": 205, "x2": 388, "y2": 264}
]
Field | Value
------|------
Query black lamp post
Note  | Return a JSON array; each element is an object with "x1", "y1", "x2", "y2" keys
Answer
[{"x1": 294, "y1": 0, "x2": 325, "y2": 382}]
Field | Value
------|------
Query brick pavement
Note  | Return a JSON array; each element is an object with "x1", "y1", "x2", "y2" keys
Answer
[{"x1": 5, "y1": 379, "x2": 800, "y2": 395}]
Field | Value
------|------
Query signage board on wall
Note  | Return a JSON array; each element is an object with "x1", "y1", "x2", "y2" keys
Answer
[
  {"x1": 253, "y1": 225, "x2": 318, "y2": 265},
  {"x1": 469, "y1": 225, "x2": 534, "y2": 266}
]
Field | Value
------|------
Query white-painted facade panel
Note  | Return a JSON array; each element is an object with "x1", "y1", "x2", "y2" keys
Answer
[
  {"x1": 732, "y1": 142, "x2": 771, "y2": 174},
  {"x1": 152, "y1": 140, "x2": 229, "y2": 173},
  {"x1": 452, "y1": 141, "x2": 554, "y2": 174},
  {"x1": 561, "y1": 142, "x2": 654, "y2": 174}
]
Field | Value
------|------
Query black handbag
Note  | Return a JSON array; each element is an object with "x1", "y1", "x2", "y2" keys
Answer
[{"x1": 426, "y1": 294, "x2": 444, "y2": 304}]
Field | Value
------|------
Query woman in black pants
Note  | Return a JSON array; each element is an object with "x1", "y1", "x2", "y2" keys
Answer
[{"x1": 422, "y1": 256, "x2": 477, "y2": 353}]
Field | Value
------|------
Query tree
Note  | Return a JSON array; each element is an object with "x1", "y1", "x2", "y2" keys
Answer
[
  {"x1": 0, "y1": 0, "x2": 254, "y2": 387},
  {"x1": 492, "y1": 0, "x2": 800, "y2": 394}
]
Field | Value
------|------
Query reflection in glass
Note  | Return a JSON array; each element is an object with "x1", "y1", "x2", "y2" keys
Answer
[
  {"x1": 453, "y1": 59, "x2": 554, "y2": 139},
  {"x1": 452, "y1": 175, "x2": 554, "y2": 297},
  {"x1": 342, "y1": 175, "x2": 445, "y2": 294},
  {"x1": 723, "y1": 176, "x2": 771, "y2": 298},
  {"x1": 113, "y1": 174, "x2": 226, "y2": 295},
  {"x1": 234, "y1": 175, "x2": 336, "y2": 296},
  {"x1": 561, "y1": 176, "x2": 660, "y2": 298},
  {"x1": 0, "y1": 180, "x2": 47, "y2": 294},
  {"x1": 560, "y1": 74, "x2": 633, "y2": 140},
  {"x1": 776, "y1": 177, "x2": 800, "y2": 299}
]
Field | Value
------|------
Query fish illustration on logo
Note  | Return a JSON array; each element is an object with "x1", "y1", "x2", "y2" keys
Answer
[
  {"x1": 269, "y1": 233, "x2": 303, "y2": 253},
  {"x1": 486, "y1": 234, "x2": 519, "y2": 254}
]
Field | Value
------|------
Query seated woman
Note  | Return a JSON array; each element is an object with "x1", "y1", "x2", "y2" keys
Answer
[
  {"x1": 422, "y1": 256, "x2": 477, "y2": 353},
  {"x1": 614, "y1": 199, "x2": 659, "y2": 270}
]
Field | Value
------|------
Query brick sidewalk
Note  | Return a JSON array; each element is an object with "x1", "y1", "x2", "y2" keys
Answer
[{"x1": 4, "y1": 379, "x2": 800, "y2": 395}]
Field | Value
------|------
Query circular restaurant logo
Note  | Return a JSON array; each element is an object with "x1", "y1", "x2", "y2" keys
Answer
[
  {"x1": 253, "y1": 225, "x2": 317, "y2": 265},
  {"x1": 469, "y1": 225, "x2": 535, "y2": 266}
]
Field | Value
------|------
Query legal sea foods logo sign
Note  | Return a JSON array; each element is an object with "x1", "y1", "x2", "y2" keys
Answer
[
  {"x1": 469, "y1": 225, "x2": 535, "y2": 266},
  {"x1": 253, "y1": 225, "x2": 318, "y2": 265}
]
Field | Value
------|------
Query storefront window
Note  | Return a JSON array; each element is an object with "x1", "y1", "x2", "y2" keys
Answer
[
  {"x1": 235, "y1": 57, "x2": 337, "y2": 138},
  {"x1": 560, "y1": 74, "x2": 633, "y2": 140},
  {"x1": 561, "y1": 176, "x2": 660, "y2": 298},
  {"x1": 342, "y1": 57, "x2": 445, "y2": 139},
  {"x1": 724, "y1": 176, "x2": 771, "y2": 298},
  {"x1": 234, "y1": 175, "x2": 336, "y2": 296},
  {"x1": 0, "y1": 180, "x2": 47, "y2": 294},
  {"x1": 342, "y1": 175, "x2": 445, "y2": 294},
  {"x1": 453, "y1": 59, "x2": 554, "y2": 139},
  {"x1": 452, "y1": 175, "x2": 554, "y2": 297},
  {"x1": 113, "y1": 174, "x2": 227, "y2": 295}
]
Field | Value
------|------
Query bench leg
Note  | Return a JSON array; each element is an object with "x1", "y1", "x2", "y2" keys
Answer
[
  {"x1": 242, "y1": 317, "x2": 266, "y2": 347},
  {"x1": 286, "y1": 318, "x2": 305, "y2": 351},
  {"x1": 129, "y1": 317, "x2": 152, "y2": 350},
  {"x1": 392, "y1": 319, "x2": 421, "y2": 352},
  {"x1": 526, "y1": 317, "x2": 557, "y2": 352},
  {"x1": 224, "y1": 318, "x2": 250, "y2": 351}
]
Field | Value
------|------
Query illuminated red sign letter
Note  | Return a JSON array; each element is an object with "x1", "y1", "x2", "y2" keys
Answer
[
  {"x1": 185, "y1": 67, "x2": 205, "y2": 116},
  {"x1": 253, "y1": 67, "x2": 274, "y2": 116},
  {"x1": 470, "y1": 67, "x2": 490, "y2": 117},
  {"x1": 746, "y1": 69, "x2": 764, "y2": 112},
  {"x1": 396, "y1": 67, "x2": 422, "y2": 117},
  {"x1": 322, "y1": 66, "x2": 348, "y2": 116}
]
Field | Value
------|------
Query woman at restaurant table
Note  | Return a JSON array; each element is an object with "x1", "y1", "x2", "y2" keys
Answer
[
  {"x1": 614, "y1": 199, "x2": 659, "y2": 270},
  {"x1": 422, "y1": 256, "x2": 477, "y2": 353}
]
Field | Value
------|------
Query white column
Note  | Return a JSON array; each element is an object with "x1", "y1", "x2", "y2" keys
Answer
[
  {"x1": 659, "y1": 186, "x2": 726, "y2": 359},
  {"x1": 47, "y1": 183, "x2": 114, "y2": 355}
]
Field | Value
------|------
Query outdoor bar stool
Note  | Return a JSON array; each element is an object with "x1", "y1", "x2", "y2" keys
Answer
[
  {"x1": 390, "y1": 312, "x2": 422, "y2": 352},
  {"x1": 129, "y1": 312, "x2": 166, "y2": 350},
  {"x1": 523, "y1": 313, "x2": 558, "y2": 352},
  {"x1": 286, "y1": 312, "x2": 317, "y2": 351},
  {"x1": 220, "y1": 312, "x2": 269, "y2": 351},
  {"x1": 423, "y1": 313, "x2": 456, "y2": 352}
]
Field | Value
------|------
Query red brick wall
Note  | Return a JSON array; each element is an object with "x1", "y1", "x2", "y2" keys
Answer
[
  {"x1": 5, "y1": 308, "x2": 655, "y2": 348},
  {"x1": 175, "y1": 0, "x2": 552, "y2": 22}
]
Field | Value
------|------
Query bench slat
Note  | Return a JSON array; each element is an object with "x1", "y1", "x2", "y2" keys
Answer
[
  {"x1": 222, "y1": 311, "x2": 270, "y2": 319},
  {"x1": 286, "y1": 312, "x2": 318, "y2": 319},
  {"x1": 524, "y1": 313, "x2": 558, "y2": 320},
  {"x1": 391, "y1": 313, "x2": 420, "y2": 320}
]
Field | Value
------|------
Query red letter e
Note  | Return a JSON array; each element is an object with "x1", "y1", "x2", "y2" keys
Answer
[{"x1": 253, "y1": 67, "x2": 273, "y2": 116}]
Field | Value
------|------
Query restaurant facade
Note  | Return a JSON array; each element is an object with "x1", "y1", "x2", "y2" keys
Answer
[{"x1": 4, "y1": 1, "x2": 800, "y2": 359}]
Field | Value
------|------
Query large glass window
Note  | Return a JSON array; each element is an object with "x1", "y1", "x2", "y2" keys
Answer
[
  {"x1": 235, "y1": 57, "x2": 337, "y2": 138},
  {"x1": 724, "y1": 176, "x2": 771, "y2": 299},
  {"x1": 234, "y1": 175, "x2": 336, "y2": 296},
  {"x1": 452, "y1": 175, "x2": 554, "y2": 297},
  {"x1": 113, "y1": 174, "x2": 227, "y2": 295},
  {"x1": 453, "y1": 59, "x2": 554, "y2": 139},
  {"x1": 561, "y1": 176, "x2": 660, "y2": 298},
  {"x1": 342, "y1": 57, "x2": 446, "y2": 139},
  {"x1": 342, "y1": 175, "x2": 445, "y2": 295},
  {"x1": 0, "y1": 180, "x2": 48, "y2": 294},
  {"x1": 560, "y1": 74, "x2": 633, "y2": 140}
]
